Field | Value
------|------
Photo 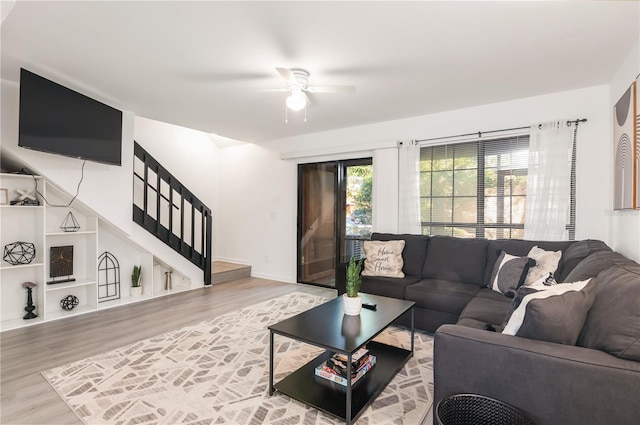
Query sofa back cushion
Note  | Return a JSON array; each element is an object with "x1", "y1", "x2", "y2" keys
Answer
[
  {"x1": 577, "y1": 261, "x2": 640, "y2": 361},
  {"x1": 482, "y1": 240, "x2": 575, "y2": 287},
  {"x1": 555, "y1": 239, "x2": 611, "y2": 282},
  {"x1": 563, "y1": 249, "x2": 629, "y2": 283},
  {"x1": 422, "y1": 236, "x2": 488, "y2": 285},
  {"x1": 371, "y1": 233, "x2": 429, "y2": 276}
]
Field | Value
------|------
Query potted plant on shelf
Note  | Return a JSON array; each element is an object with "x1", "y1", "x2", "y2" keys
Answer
[
  {"x1": 343, "y1": 256, "x2": 364, "y2": 315},
  {"x1": 130, "y1": 265, "x2": 142, "y2": 297}
]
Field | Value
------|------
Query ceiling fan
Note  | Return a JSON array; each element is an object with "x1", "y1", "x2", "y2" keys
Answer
[{"x1": 265, "y1": 67, "x2": 356, "y2": 113}]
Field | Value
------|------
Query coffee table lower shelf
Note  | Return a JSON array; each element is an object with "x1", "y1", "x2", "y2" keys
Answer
[{"x1": 273, "y1": 340, "x2": 412, "y2": 423}]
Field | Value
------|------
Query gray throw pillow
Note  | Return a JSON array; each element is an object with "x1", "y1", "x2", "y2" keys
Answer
[
  {"x1": 502, "y1": 278, "x2": 597, "y2": 345},
  {"x1": 489, "y1": 251, "x2": 535, "y2": 298},
  {"x1": 577, "y1": 264, "x2": 640, "y2": 361}
]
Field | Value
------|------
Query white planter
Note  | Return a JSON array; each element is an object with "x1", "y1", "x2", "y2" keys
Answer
[
  {"x1": 343, "y1": 294, "x2": 362, "y2": 316},
  {"x1": 130, "y1": 286, "x2": 143, "y2": 297}
]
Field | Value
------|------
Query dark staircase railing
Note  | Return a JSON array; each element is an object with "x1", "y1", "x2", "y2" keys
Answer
[{"x1": 133, "y1": 142, "x2": 212, "y2": 285}]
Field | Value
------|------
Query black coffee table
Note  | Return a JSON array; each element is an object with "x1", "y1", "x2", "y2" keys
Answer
[{"x1": 268, "y1": 293, "x2": 415, "y2": 425}]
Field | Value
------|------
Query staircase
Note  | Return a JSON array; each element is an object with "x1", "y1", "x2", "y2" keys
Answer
[{"x1": 211, "y1": 261, "x2": 251, "y2": 285}]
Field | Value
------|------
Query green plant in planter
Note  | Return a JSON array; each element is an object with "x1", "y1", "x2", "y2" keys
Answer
[
  {"x1": 132, "y1": 265, "x2": 142, "y2": 288},
  {"x1": 345, "y1": 256, "x2": 364, "y2": 298}
]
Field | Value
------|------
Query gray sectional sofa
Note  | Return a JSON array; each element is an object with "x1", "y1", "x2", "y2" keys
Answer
[{"x1": 336, "y1": 233, "x2": 640, "y2": 425}]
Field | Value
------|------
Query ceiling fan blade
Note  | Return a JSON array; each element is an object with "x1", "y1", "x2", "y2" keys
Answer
[
  {"x1": 306, "y1": 85, "x2": 356, "y2": 94},
  {"x1": 276, "y1": 67, "x2": 298, "y2": 86},
  {"x1": 259, "y1": 88, "x2": 291, "y2": 92}
]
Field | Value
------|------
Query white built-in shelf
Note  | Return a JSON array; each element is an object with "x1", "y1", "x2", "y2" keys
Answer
[
  {"x1": 1, "y1": 173, "x2": 195, "y2": 331},
  {"x1": 154, "y1": 287, "x2": 192, "y2": 298},
  {"x1": 46, "y1": 305, "x2": 94, "y2": 321},
  {"x1": 0, "y1": 205, "x2": 43, "y2": 209},
  {"x1": 0, "y1": 262, "x2": 45, "y2": 270},
  {"x1": 45, "y1": 279, "x2": 96, "y2": 292},
  {"x1": 45, "y1": 231, "x2": 97, "y2": 237},
  {"x1": 98, "y1": 294, "x2": 153, "y2": 309},
  {"x1": 0, "y1": 316, "x2": 45, "y2": 332}
]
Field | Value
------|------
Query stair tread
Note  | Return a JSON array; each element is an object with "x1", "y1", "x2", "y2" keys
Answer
[
  {"x1": 212, "y1": 261, "x2": 250, "y2": 273},
  {"x1": 211, "y1": 261, "x2": 251, "y2": 285}
]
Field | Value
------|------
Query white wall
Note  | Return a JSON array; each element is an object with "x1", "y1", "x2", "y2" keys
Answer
[
  {"x1": 1, "y1": 80, "x2": 134, "y2": 233},
  {"x1": 218, "y1": 84, "x2": 617, "y2": 282},
  {"x1": 1, "y1": 79, "x2": 221, "y2": 286},
  {"x1": 216, "y1": 143, "x2": 296, "y2": 281},
  {"x1": 133, "y1": 116, "x2": 221, "y2": 259},
  {"x1": 608, "y1": 37, "x2": 640, "y2": 262}
]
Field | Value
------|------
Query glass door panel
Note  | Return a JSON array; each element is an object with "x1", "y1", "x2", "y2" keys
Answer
[
  {"x1": 297, "y1": 158, "x2": 372, "y2": 287},
  {"x1": 298, "y1": 163, "x2": 338, "y2": 285},
  {"x1": 342, "y1": 162, "x2": 373, "y2": 263}
]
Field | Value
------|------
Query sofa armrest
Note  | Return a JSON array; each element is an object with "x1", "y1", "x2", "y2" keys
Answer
[{"x1": 434, "y1": 324, "x2": 640, "y2": 425}]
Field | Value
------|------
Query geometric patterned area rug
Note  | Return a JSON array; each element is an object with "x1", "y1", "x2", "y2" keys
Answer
[{"x1": 43, "y1": 292, "x2": 433, "y2": 425}]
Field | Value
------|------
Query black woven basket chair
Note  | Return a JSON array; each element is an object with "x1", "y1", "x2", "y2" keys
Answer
[{"x1": 436, "y1": 394, "x2": 535, "y2": 425}]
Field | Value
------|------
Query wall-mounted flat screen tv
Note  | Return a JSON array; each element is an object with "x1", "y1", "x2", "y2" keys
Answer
[{"x1": 18, "y1": 68, "x2": 123, "y2": 166}]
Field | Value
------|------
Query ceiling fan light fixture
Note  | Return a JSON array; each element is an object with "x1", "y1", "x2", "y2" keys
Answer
[{"x1": 286, "y1": 89, "x2": 306, "y2": 111}]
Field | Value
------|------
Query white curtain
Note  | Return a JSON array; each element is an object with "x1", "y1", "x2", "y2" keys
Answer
[
  {"x1": 524, "y1": 120, "x2": 574, "y2": 240},
  {"x1": 398, "y1": 140, "x2": 422, "y2": 234}
]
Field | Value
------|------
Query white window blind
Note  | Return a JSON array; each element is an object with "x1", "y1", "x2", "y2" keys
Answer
[{"x1": 419, "y1": 135, "x2": 530, "y2": 239}]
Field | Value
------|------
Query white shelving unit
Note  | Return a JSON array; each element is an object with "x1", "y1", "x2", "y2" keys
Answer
[
  {"x1": 0, "y1": 173, "x2": 45, "y2": 330},
  {"x1": 0, "y1": 173, "x2": 194, "y2": 331},
  {"x1": 43, "y1": 181, "x2": 98, "y2": 321}
]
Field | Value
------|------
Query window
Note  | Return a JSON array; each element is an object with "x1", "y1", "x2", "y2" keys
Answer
[{"x1": 419, "y1": 135, "x2": 530, "y2": 239}]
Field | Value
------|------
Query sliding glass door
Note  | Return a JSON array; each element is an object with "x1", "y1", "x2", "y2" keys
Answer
[{"x1": 297, "y1": 159, "x2": 372, "y2": 286}]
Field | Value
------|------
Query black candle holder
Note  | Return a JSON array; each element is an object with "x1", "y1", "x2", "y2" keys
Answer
[{"x1": 22, "y1": 281, "x2": 37, "y2": 320}]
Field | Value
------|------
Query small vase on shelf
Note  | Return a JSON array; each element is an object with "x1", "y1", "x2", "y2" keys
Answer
[{"x1": 130, "y1": 265, "x2": 142, "y2": 297}]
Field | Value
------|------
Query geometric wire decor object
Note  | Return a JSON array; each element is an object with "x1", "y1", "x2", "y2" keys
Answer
[
  {"x1": 3, "y1": 241, "x2": 36, "y2": 265},
  {"x1": 98, "y1": 251, "x2": 120, "y2": 302},
  {"x1": 60, "y1": 294, "x2": 79, "y2": 311},
  {"x1": 60, "y1": 211, "x2": 81, "y2": 232},
  {"x1": 48, "y1": 245, "x2": 75, "y2": 284}
]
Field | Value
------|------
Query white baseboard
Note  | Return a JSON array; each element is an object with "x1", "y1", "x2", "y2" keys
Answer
[
  {"x1": 213, "y1": 256, "x2": 252, "y2": 266},
  {"x1": 250, "y1": 271, "x2": 295, "y2": 283}
]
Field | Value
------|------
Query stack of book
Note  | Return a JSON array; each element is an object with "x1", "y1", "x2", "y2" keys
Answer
[{"x1": 314, "y1": 347, "x2": 376, "y2": 387}]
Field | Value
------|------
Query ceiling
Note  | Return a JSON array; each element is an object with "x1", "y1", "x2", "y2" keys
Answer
[{"x1": 1, "y1": 1, "x2": 638, "y2": 144}]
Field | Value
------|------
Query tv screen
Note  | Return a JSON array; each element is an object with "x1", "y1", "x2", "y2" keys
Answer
[{"x1": 18, "y1": 68, "x2": 123, "y2": 166}]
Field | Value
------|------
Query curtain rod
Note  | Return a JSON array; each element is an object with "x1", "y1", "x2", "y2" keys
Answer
[{"x1": 415, "y1": 118, "x2": 587, "y2": 143}]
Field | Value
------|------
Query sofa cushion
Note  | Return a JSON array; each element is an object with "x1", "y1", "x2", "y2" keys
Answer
[
  {"x1": 563, "y1": 250, "x2": 632, "y2": 282},
  {"x1": 525, "y1": 246, "x2": 562, "y2": 285},
  {"x1": 555, "y1": 239, "x2": 611, "y2": 282},
  {"x1": 488, "y1": 251, "x2": 535, "y2": 297},
  {"x1": 502, "y1": 279, "x2": 596, "y2": 345},
  {"x1": 361, "y1": 240, "x2": 405, "y2": 278},
  {"x1": 360, "y1": 275, "x2": 422, "y2": 300},
  {"x1": 483, "y1": 239, "x2": 575, "y2": 287},
  {"x1": 405, "y1": 279, "x2": 481, "y2": 315},
  {"x1": 577, "y1": 262, "x2": 640, "y2": 361},
  {"x1": 455, "y1": 317, "x2": 492, "y2": 330},
  {"x1": 422, "y1": 236, "x2": 488, "y2": 285},
  {"x1": 371, "y1": 233, "x2": 429, "y2": 277},
  {"x1": 458, "y1": 288, "x2": 512, "y2": 326}
]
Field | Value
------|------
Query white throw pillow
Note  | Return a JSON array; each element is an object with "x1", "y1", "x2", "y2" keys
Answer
[
  {"x1": 361, "y1": 240, "x2": 405, "y2": 278},
  {"x1": 525, "y1": 246, "x2": 562, "y2": 285}
]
